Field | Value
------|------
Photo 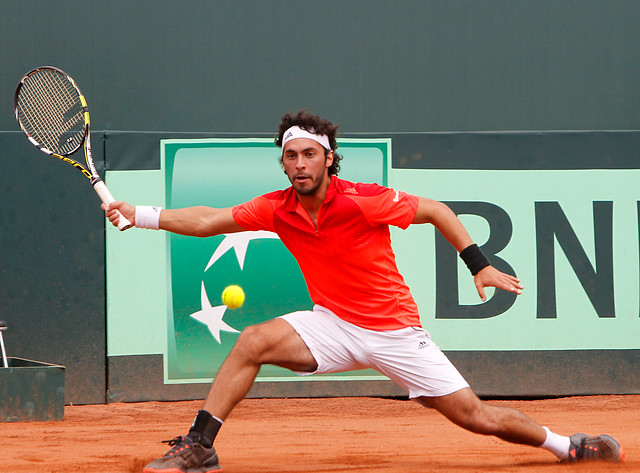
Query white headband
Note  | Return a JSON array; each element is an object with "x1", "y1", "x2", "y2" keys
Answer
[{"x1": 281, "y1": 125, "x2": 331, "y2": 150}]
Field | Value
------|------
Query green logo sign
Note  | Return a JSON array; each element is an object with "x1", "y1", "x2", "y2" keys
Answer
[{"x1": 162, "y1": 139, "x2": 389, "y2": 383}]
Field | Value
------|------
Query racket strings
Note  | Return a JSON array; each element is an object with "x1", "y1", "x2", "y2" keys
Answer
[
  {"x1": 17, "y1": 70, "x2": 85, "y2": 155},
  {"x1": 23, "y1": 72, "x2": 83, "y2": 152}
]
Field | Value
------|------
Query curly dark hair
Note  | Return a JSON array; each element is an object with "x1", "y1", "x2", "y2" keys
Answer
[{"x1": 275, "y1": 109, "x2": 342, "y2": 176}]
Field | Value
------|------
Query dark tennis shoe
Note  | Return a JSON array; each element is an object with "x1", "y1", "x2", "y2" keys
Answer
[
  {"x1": 144, "y1": 435, "x2": 222, "y2": 473},
  {"x1": 568, "y1": 433, "x2": 624, "y2": 463}
]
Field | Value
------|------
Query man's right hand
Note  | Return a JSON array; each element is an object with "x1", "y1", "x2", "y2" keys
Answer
[{"x1": 102, "y1": 201, "x2": 135, "y2": 228}]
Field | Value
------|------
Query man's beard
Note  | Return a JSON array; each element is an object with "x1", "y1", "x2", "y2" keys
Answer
[{"x1": 289, "y1": 172, "x2": 324, "y2": 196}]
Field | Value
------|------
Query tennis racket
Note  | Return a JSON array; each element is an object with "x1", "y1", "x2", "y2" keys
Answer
[{"x1": 14, "y1": 66, "x2": 132, "y2": 231}]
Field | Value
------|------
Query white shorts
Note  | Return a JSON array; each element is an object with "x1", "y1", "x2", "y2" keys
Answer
[{"x1": 279, "y1": 305, "x2": 469, "y2": 398}]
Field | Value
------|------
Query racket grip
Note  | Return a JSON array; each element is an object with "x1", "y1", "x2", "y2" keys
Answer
[{"x1": 93, "y1": 180, "x2": 133, "y2": 231}]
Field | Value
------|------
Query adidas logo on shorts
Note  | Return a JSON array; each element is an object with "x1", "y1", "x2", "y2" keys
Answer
[{"x1": 418, "y1": 340, "x2": 428, "y2": 350}]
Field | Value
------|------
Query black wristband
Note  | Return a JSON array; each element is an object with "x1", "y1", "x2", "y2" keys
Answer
[{"x1": 459, "y1": 244, "x2": 490, "y2": 275}]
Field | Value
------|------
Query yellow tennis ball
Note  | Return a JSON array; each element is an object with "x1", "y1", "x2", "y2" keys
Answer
[{"x1": 222, "y1": 285, "x2": 245, "y2": 309}]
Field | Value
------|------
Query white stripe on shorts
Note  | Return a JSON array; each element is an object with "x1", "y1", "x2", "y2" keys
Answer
[{"x1": 279, "y1": 305, "x2": 469, "y2": 398}]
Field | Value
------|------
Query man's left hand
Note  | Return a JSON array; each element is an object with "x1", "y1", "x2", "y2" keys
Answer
[{"x1": 474, "y1": 266, "x2": 523, "y2": 302}]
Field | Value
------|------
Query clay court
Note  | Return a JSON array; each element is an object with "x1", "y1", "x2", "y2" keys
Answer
[{"x1": 3, "y1": 395, "x2": 636, "y2": 472}]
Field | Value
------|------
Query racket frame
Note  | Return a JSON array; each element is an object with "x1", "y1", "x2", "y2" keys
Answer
[{"x1": 14, "y1": 66, "x2": 132, "y2": 230}]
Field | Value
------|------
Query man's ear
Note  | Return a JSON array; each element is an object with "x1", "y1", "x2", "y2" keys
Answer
[{"x1": 325, "y1": 150, "x2": 334, "y2": 168}]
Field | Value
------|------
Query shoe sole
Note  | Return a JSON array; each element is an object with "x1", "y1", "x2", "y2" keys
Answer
[{"x1": 143, "y1": 467, "x2": 222, "y2": 473}]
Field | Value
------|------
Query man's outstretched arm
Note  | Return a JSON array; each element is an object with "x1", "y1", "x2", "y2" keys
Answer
[
  {"x1": 103, "y1": 202, "x2": 245, "y2": 237},
  {"x1": 412, "y1": 197, "x2": 523, "y2": 301}
]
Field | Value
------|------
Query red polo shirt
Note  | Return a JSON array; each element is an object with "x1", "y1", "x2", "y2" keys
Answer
[{"x1": 232, "y1": 176, "x2": 421, "y2": 330}]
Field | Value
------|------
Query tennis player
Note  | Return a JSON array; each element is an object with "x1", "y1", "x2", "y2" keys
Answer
[{"x1": 105, "y1": 110, "x2": 624, "y2": 472}]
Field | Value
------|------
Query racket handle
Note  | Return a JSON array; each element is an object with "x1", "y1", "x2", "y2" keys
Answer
[{"x1": 93, "y1": 180, "x2": 133, "y2": 231}]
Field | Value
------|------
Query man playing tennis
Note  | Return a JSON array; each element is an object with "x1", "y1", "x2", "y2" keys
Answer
[{"x1": 105, "y1": 110, "x2": 624, "y2": 472}]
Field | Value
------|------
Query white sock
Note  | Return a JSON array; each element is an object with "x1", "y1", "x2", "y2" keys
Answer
[{"x1": 540, "y1": 426, "x2": 571, "y2": 460}]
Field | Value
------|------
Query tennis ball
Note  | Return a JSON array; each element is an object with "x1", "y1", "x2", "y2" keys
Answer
[{"x1": 222, "y1": 285, "x2": 245, "y2": 309}]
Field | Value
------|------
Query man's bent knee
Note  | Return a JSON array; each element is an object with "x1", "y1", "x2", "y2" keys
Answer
[
  {"x1": 231, "y1": 321, "x2": 279, "y2": 363},
  {"x1": 230, "y1": 318, "x2": 317, "y2": 370}
]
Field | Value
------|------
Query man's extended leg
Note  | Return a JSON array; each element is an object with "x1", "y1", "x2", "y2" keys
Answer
[
  {"x1": 416, "y1": 388, "x2": 624, "y2": 462},
  {"x1": 144, "y1": 318, "x2": 317, "y2": 473},
  {"x1": 416, "y1": 387, "x2": 546, "y2": 445}
]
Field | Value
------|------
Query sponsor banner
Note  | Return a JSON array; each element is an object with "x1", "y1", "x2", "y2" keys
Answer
[
  {"x1": 392, "y1": 169, "x2": 640, "y2": 351},
  {"x1": 106, "y1": 135, "x2": 640, "y2": 387}
]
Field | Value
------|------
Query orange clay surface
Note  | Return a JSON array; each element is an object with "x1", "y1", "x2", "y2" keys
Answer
[{"x1": 2, "y1": 395, "x2": 637, "y2": 473}]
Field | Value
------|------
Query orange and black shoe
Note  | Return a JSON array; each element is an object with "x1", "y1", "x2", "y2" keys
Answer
[
  {"x1": 143, "y1": 435, "x2": 221, "y2": 473},
  {"x1": 568, "y1": 433, "x2": 625, "y2": 463}
]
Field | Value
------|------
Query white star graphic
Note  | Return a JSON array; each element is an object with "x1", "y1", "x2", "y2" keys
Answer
[
  {"x1": 189, "y1": 282, "x2": 239, "y2": 343},
  {"x1": 204, "y1": 231, "x2": 279, "y2": 271}
]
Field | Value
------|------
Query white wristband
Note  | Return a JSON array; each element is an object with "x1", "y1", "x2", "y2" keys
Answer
[{"x1": 135, "y1": 206, "x2": 163, "y2": 230}]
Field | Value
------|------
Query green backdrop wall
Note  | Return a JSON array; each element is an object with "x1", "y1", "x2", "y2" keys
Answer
[
  {"x1": 0, "y1": 132, "x2": 107, "y2": 404},
  {"x1": 2, "y1": 130, "x2": 640, "y2": 404},
  {"x1": 1, "y1": 1, "x2": 639, "y2": 404},
  {"x1": 1, "y1": 1, "x2": 639, "y2": 134}
]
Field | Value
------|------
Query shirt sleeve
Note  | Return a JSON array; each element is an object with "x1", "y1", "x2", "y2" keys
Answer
[
  {"x1": 232, "y1": 196, "x2": 276, "y2": 231},
  {"x1": 348, "y1": 188, "x2": 419, "y2": 229}
]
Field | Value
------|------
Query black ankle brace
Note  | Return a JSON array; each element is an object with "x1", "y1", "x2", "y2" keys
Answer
[{"x1": 187, "y1": 410, "x2": 222, "y2": 448}]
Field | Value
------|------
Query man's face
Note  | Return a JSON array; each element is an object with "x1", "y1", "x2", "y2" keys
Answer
[{"x1": 282, "y1": 138, "x2": 333, "y2": 196}]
